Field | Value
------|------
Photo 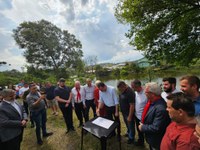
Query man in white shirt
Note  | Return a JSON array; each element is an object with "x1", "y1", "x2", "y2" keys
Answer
[
  {"x1": 161, "y1": 77, "x2": 179, "y2": 101},
  {"x1": 71, "y1": 81, "x2": 86, "y2": 127},
  {"x1": 97, "y1": 82, "x2": 120, "y2": 137},
  {"x1": 131, "y1": 80, "x2": 147, "y2": 146},
  {"x1": 19, "y1": 83, "x2": 29, "y2": 97},
  {"x1": 84, "y1": 78, "x2": 96, "y2": 121}
]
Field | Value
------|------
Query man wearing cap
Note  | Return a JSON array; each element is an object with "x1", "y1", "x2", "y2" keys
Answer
[{"x1": 54, "y1": 78, "x2": 75, "y2": 133}]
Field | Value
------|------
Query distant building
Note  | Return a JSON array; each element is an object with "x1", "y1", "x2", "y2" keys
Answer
[{"x1": 134, "y1": 57, "x2": 150, "y2": 68}]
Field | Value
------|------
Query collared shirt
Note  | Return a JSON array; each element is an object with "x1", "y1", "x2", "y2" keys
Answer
[
  {"x1": 161, "y1": 122, "x2": 200, "y2": 150},
  {"x1": 99, "y1": 86, "x2": 119, "y2": 107},
  {"x1": 3, "y1": 99, "x2": 22, "y2": 117},
  {"x1": 194, "y1": 95, "x2": 200, "y2": 116},
  {"x1": 161, "y1": 89, "x2": 180, "y2": 102},
  {"x1": 84, "y1": 84, "x2": 95, "y2": 100},
  {"x1": 19, "y1": 87, "x2": 29, "y2": 96},
  {"x1": 135, "y1": 89, "x2": 148, "y2": 120},
  {"x1": 71, "y1": 86, "x2": 85, "y2": 106},
  {"x1": 26, "y1": 92, "x2": 46, "y2": 112}
]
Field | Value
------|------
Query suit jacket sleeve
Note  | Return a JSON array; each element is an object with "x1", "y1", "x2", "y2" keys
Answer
[
  {"x1": 141, "y1": 105, "x2": 169, "y2": 134},
  {"x1": 0, "y1": 108, "x2": 22, "y2": 128}
]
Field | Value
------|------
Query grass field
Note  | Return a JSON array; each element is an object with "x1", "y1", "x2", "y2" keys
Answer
[{"x1": 21, "y1": 108, "x2": 149, "y2": 150}]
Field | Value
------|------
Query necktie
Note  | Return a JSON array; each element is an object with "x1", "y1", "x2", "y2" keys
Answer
[
  {"x1": 141, "y1": 100, "x2": 151, "y2": 123},
  {"x1": 76, "y1": 88, "x2": 81, "y2": 102}
]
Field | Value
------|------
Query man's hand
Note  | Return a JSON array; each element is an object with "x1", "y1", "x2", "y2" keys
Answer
[
  {"x1": 83, "y1": 104, "x2": 86, "y2": 109},
  {"x1": 138, "y1": 122, "x2": 143, "y2": 131},
  {"x1": 115, "y1": 111, "x2": 119, "y2": 117},
  {"x1": 40, "y1": 94, "x2": 45, "y2": 99},
  {"x1": 66, "y1": 100, "x2": 70, "y2": 104},
  {"x1": 96, "y1": 109, "x2": 100, "y2": 116},
  {"x1": 127, "y1": 116, "x2": 132, "y2": 122},
  {"x1": 21, "y1": 120, "x2": 27, "y2": 127}
]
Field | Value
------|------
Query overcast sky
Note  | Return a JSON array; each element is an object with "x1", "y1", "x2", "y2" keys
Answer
[{"x1": 0, "y1": 0, "x2": 143, "y2": 71}]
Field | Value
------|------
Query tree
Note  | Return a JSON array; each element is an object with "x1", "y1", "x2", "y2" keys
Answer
[
  {"x1": 84, "y1": 55, "x2": 98, "y2": 73},
  {"x1": 115, "y1": 0, "x2": 200, "y2": 66},
  {"x1": 0, "y1": 61, "x2": 7, "y2": 66},
  {"x1": 13, "y1": 20, "x2": 83, "y2": 76}
]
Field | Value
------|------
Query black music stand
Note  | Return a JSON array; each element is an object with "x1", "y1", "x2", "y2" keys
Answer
[{"x1": 81, "y1": 117, "x2": 121, "y2": 150}]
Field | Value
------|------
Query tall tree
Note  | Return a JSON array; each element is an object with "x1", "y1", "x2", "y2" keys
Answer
[
  {"x1": 13, "y1": 20, "x2": 83, "y2": 75},
  {"x1": 84, "y1": 55, "x2": 98, "y2": 73},
  {"x1": 115, "y1": 0, "x2": 200, "y2": 65}
]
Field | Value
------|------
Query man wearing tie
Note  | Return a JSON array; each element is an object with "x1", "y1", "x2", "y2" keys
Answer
[{"x1": 71, "y1": 81, "x2": 86, "y2": 127}]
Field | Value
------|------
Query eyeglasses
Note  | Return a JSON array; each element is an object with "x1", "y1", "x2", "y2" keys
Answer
[{"x1": 9, "y1": 94, "x2": 15, "y2": 97}]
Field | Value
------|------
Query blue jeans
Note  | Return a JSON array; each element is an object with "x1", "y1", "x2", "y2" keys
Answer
[
  {"x1": 31, "y1": 109, "x2": 47, "y2": 142},
  {"x1": 122, "y1": 113, "x2": 135, "y2": 140}
]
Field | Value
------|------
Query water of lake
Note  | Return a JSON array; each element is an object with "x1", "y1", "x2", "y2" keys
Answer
[{"x1": 104, "y1": 75, "x2": 199, "y2": 91}]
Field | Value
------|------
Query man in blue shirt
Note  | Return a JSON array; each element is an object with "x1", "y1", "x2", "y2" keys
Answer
[
  {"x1": 180, "y1": 75, "x2": 200, "y2": 116},
  {"x1": 46, "y1": 82, "x2": 58, "y2": 116}
]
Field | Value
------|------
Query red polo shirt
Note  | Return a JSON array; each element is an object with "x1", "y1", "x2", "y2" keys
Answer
[{"x1": 161, "y1": 121, "x2": 200, "y2": 150}]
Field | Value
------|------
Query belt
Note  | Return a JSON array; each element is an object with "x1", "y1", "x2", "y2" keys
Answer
[{"x1": 85, "y1": 99, "x2": 94, "y2": 101}]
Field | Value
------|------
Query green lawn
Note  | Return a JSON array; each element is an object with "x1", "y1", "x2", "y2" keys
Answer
[{"x1": 21, "y1": 108, "x2": 149, "y2": 150}]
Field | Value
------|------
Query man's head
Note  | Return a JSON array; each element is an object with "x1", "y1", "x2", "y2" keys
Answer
[
  {"x1": 180, "y1": 75, "x2": 200, "y2": 97},
  {"x1": 46, "y1": 81, "x2": 52, "y2": 87},
  {"x1": 194, "y1": 115, "x2": 200, "y2": 144},
  {"x1": 166, "y1": 92, "x2": 195, "y2": 123},
  {"x1": 97, "y1": 82, "x2": 107, "y2": 92},
  {"x1": 131, "y1": 79, "x2": 142, "y2": 92},
  {"x1": 86, "y1": 78, "x2": 92, "y2": 86},
  {"x1": 117, "y1": 81, "x2": 127, "y2": 93},
  {"x1": 29, "y1": 84, "x2": 38, "y2": 94},
  {"x1": 75, "y1": 81, "x2": 81, "y2": 89},
  {"x1": 59, "y1": 78, "x2": 66, "y2": 87},
  {"x1": 145, "y1": 82, "x2": 161, "y2": 101},
  {"x1": 162, "y1": 77, "x2": 176, "y2": 93},
  {"x1": 24, "y1": 82, "x2": 29, "y2": 88},
  {"x1": 1, "y1": 89, "x2": 16, "y2": 101},
  {"x1": 95, "y1": 80, "x2": 101, "y2": 87}
]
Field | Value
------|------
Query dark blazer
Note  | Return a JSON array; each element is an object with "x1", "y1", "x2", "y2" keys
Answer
[
  {"x1": 141, "y1": 98, "x2": 170, "y2": 149},
  {"x1": 0, "y1": 100, "x2": 27, "y2": 142}
]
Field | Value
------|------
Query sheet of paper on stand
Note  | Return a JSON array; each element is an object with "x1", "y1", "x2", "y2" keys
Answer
[{"x1": 92, "y1": 117, "x2": 114, "y2": 129}]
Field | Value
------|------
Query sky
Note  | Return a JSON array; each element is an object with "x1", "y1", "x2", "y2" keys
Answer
[{"x1": 0, "y1": 0, "x2": 143, "y2": 71}]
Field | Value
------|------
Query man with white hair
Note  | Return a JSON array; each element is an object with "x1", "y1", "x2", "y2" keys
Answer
[
  {"x1": 138, "y1": 82, "x2": 170, "y2": 150},
  {"x1": 71, "y1": 81, "x2": 86, "y2": 127}
]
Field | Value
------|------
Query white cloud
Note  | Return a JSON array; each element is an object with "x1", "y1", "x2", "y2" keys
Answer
[
  {"x1": 101, "y1": 50, "x2": 144, "y2": 63},
  {"x1": 0, "y1": 0, "x2": 143, "y2": 71},
  {"x1": 0, "y1": 48, "x2": 26, "y2": 71}
]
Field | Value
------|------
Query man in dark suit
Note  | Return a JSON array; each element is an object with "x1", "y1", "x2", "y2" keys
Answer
[
  {"x1": 139, "y1": 82, "x2": 170, "y2": 150},
  {"x1": 0, "y1": 89, "x2": 28, "y2": 150}
]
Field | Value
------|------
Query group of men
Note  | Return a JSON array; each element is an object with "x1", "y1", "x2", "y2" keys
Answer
[
  {"x1": 1, "y1": 75, "x2": 200, "y2": 150},
  {"x1": 96, "y1": 75, "x2": 200, "y2": 150}
]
